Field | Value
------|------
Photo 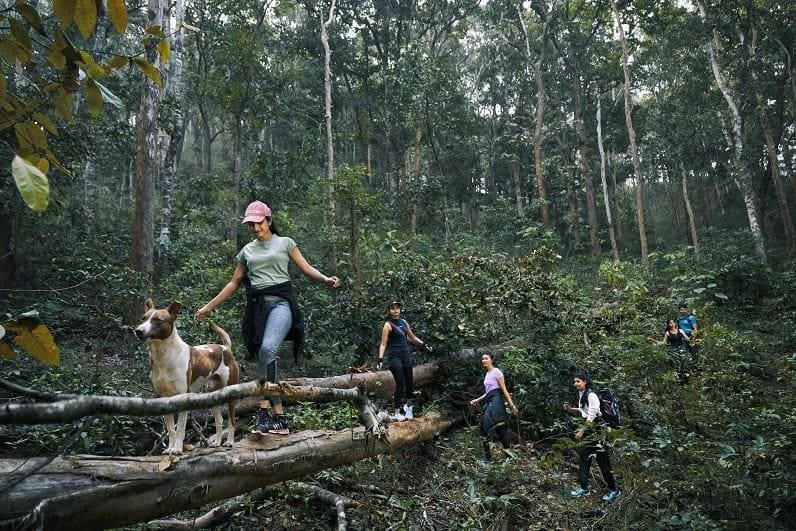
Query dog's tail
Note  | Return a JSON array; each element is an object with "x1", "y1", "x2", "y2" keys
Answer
[{"x1": 209, "y1": 323, "x2": 232, "y2": 350}]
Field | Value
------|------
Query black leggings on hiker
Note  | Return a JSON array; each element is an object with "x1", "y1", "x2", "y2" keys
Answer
[
  {"x1": 578, "y1": 443, "x2": 617, "y2": 491},
  {"x1": 388, "y1": 349, "x2": 413, "y2": 409}
]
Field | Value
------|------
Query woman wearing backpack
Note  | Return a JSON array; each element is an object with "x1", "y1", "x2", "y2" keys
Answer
[
  {"x1": 377, "y1": 301, "x2": 432, "y2": 421},
  {"x1": 470, "y1": 351, "x2": 518, "y2": 459},
  {"x1": 563, "y1": 371, "x2": 620, "y2": 502}
]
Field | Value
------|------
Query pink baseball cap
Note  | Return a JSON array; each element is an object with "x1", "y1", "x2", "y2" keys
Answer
[{"x1": 241, "y1": 201, "x2": 272, "y2": 224}]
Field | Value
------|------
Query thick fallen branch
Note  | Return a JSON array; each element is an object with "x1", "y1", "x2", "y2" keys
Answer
[
  {"x1": 147, "y1": 487, "x2": 271, "y2": 529},
  {"x1": 231, "y1": 362, "x2": 447, "y2": 416},
  {"x1": 0, "y1": 380, "x2": 372, "y2": 425},
  {"x1": 0, "y1": 411, "x2": 460, "y2": 530}
]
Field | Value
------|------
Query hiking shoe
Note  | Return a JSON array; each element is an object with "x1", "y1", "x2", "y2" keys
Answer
[
  {"x1": 252, "y1": 408, "x2": 272, "y2": 436},
  {"x1": 403, "y1": 404, "x2": 414, "y2": 420},
  {"x1": 570, "y1": 487, "x2": 590, "y2": 498},
  {"x1": 389, "y1": 412, "x2": 406, "y2": 422},
  {"x1": 268, "y1": 415, "x2": 290, "y2": 435},
  {"x1": 602, "y1": 489, "x2": 621, "y2": 502}
]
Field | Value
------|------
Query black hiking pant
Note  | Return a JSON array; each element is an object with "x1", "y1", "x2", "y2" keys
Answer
[
  {"x1": 578, "y1": 443, "x2": 617, "y2": 491},
  {"x1": 387, "y1": 349, "x2": 413, "y2": 409}
]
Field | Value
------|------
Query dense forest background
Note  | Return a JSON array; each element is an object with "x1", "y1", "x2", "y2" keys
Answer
[{"x1": 1, "y1": 0, "x2": 794, "y2": 528}]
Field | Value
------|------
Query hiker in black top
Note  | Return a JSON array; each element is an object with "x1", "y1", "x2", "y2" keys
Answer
[
  {"x1": 563, "y1": 372, "x2": 620, "y2": 502},
  {"x1": 663, "y1": 318, "x2": 691, "y2": 351},
  {"x1": 377, "y1": 301, "x2": 432, "y2": 421}
]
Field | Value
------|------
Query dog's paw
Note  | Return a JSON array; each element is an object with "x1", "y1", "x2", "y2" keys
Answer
[
  {"x1": 223, "y1": 438, "x2": 235, "y2": 447},
  {"x1": 207, "y1": 434, "x2": 222, "y2": 447},
  {"x1": 163, "y1": 446, "x2": 184, "y2": 455}
]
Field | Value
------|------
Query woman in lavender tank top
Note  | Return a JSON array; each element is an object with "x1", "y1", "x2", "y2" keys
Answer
[{"x1": 470, "y1": 352, "x2": 518, "y2": 459}]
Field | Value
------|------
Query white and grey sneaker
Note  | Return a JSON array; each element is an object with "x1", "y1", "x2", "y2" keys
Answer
[
  {"x1": 403, "y1": 404, "x2": 414, "y2": 420},
  {"x1": 389, "y1": 412, "x2": 406, "y2": 422}
]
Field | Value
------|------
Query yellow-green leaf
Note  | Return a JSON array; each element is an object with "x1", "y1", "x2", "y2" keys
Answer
[
  {"x1": 11, "y1": 155, "x2": 49, "y2": 212},
  {"x1": 107, "y1": 0, "x2": 128, "y2": 34},
  {"x1": 79, "y1": 50, "x2": 106, "y2": 78},
  {"x1": 36, "y1": 157, "x2": 50, "y2": 174},
  {"x1": 46, "y1": 151, "x2": 70, "y2": 174},
  {"x1": 74, "y1": 0, "x2": 97, "y2": 38},
  {"x1": 4, "y1": 321, "x2": 59, "y2": 365},
  {"x1": 54, "y1": 91, "x2": 73, "y2": 121},
  {"x1": 47, "y1": 47, "x2": 67, "y2": 69},
  {"x1": 85, "y1": 78, "x2": 102, "y2": 116},
  {"x1": 14, "y1": 4, "x2": 46, "y2": 35},
  {"x1": 145, "y1": 25, "x2": 164, "y2": 36},
  {"x1": 0, "y1": 323, "x2": 4, "y2": 340},
  {"x1": 33, "y1": 112, "x2": 58, "y2": 136},
  {"x1": 9, "y1": 18, "x2": 32, "y2": 55},
  {"x1": 52, "y1": 0, "x2": 75, "y2": 27},
  {"x1": 0, "y1": 75, "x2": 6, "y2": 104},
  {"x1": 14, "y1": 121, "x2": 47, "y2": 150},
  {"x1": 156, "y1": 38, "x2": 170, "y2": 64},
  {"x1": 133, "y1": 56, "x2": 162, "y2": 86},
  {"x1": 105, "y1": 55, "x2": 128, "y2": 70},
  {"x1": 0, "y1": 341, "x2": 16, "y2": 360}
]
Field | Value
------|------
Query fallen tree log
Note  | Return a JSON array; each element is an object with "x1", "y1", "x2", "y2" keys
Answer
[
  {"x1": 231, "y1": 362, "x2": 447, "y2": 416},
  {"x1": 0, "y1": 411, "x2": 459, "y2": 530}
]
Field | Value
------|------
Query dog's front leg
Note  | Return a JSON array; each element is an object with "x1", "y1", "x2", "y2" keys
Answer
[
  {"x1": 208, "y1": 406, "x2": 224, "y2": 447},
  {"x1": 167, "y1": 411, "x2": 188, "y2": 454},
  {"x1": 163, "y1": 413, "x2": 180, "y2": 454}
]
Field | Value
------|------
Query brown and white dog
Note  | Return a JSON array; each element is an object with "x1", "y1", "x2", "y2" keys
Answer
[{"x1": 134, "y1": 299, "x2": 240, "y2": 455}]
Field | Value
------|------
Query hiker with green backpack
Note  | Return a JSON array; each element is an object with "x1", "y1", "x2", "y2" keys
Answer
[{"x1": 563, "y1": 371, "x2": 621, "y2": 502}]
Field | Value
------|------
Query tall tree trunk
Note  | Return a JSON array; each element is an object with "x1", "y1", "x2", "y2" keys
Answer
[
  {"x1": 697, "y1": 0, "x2": 766, "y2": 260},
  {"x1": 613, "y1": 2, "x2": 648, "y2": 262},
  {"x1": 131, "y1": 0, "x2": 166, "y2": 287},
  {"x1": 158, "y1": 0, "x2": 187, "y2": 254},
  {"x1": 762, "y1": 124, "x2": 796, "y2": 248},
  {"x1": 596, "y1": 97, "x2": 619, "y2": 261},
  {"x1": 564, "y1": 152, "x2": 581, "y2": 247},
  {"x1": 572, "y1": 62, "x2": 599, "y2": 254},
  {"x1": 228, "y1": 119, "x2": 243, "y2": 243},
  {"x1": 680, "y1": 165, "x2": 701, "y2": 255},
  {"x1": 517, "y1": 4, "x2": 552, "y2": 228},
  {"x1": 411, "y1": 128, "x2": 422, "y2": 235},
  {"x1": 322, "y1": 0, "x2": 338, "y2": 279},
  {"x1": 609, "y1": 151, "x2": 622, "y2": 241},
  {"x1": 512, "y1": 158, "x2": 524, "y2": 217}
]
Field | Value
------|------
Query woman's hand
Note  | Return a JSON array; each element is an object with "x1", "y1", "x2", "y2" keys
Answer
[
  {"x1": 324, "y1": 275, "x2": 340, "y2": 288},
  {"x1": 510, "y1": 404, "x2": 519, "y2": 415},
  {"x1": 194, "y1": 306, "x2": 211, "y2": 321},
  {"x1": 469, "y1": 398, "x2": 479, "y2": 406},
  {"x1": 575, "y1": 428, "x2": 585, "y2": 440}
]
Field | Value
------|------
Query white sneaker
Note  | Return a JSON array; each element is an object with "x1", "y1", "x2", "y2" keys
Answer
[
  {"x1": 389, "y1": 413, "x2": 406, "y2": 422},
  {"x1": 403, "y1": 404, "x2": 414, "y2": 419}
]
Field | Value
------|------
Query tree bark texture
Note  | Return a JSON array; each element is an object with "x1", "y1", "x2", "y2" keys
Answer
[
  {"x1": 159, "y1": 0, "x2": 187, "y2": 252},
  {"x1": 130, "y1": 0, "x2": 166, "y2": 277},
  {"x1": 596, "y1": 97, "x2": 619, "y2": 261},
  {"x1": 322, "y1": 0, "x2": 338, "y2": 279},
  {"x1": 697, "y1": 0, "x2": 766, "y2": 260},
  {"x1": 680, "y1": 166, "x2": 701, "y2": 255},
  {"x1": 572, "y1": 64, "x2": 599, "y2": 254},
  {"x1": 517, "y1": 4, "x2": 552, "y2": 228},
  {"x1": 762, "y1": 125, "x2": 795, "y2": 248},
  {"x1": 0, "y1": 412, "x2": 458, "y2": 530},
  {"x1": 613, "y1": 2, "x2": 648, "y2": 262}
]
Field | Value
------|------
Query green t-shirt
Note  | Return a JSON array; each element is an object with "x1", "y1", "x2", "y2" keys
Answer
[{"x1": 236, "y1": 235, "x2": 298, "y2": 289}]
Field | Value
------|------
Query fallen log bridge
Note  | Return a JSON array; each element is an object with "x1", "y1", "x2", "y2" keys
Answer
[{"x1": 0, "y1": 412, "x2": 460, "y2": 530}]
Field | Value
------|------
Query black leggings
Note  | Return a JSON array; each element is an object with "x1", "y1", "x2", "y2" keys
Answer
[
  {"x1": 387, "y1": 349, "x2": 413, "y2": 409},
  {"x1": 578, "y1": 443, "x2": 617, "y2": 491}
]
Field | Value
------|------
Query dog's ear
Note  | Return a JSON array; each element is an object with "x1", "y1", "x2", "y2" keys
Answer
[
  {"x1": 167, "y1": 301, "x2": 182, "y2": 316},
  {"x1": 145, "y1": 298, "x2": 155, "y2": 311}
]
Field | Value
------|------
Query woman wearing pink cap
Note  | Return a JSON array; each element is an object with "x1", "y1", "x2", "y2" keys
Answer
[{"x1": 196, "y1": 200, "x2": 340, "y2": 436}]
